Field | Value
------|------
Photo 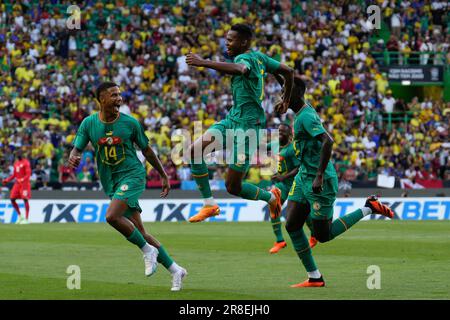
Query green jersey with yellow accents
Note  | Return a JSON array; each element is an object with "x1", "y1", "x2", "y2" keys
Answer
[
  {"x1": 231, "y1": 51, "x2": 280, "y2": 124},
  {"x1": 268, "y1": 140, "x2": 300, "y2": 187},
  {"x1": 292, "y1": 104, "x2": 337, "y2": 180},
  {"x1": 73, "y1": 112, "x2": 149, "y2": 195}
]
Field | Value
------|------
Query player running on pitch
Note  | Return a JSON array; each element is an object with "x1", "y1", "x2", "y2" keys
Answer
[
  {"x1": 185, "y1": 23, "x2": 294, "y2": 223},
  {"x1": 266, "y1": 123, "x2": 317, "y2": 253},
  {"x1": 278, "y1": 76, "x2": 394, "y2": 287},
  {"x1": 68, "y1": 82, "x2": 187, "y2": 291},
  {"x1": 2, "y1": 150, "x2": 32, "y2": 224}
]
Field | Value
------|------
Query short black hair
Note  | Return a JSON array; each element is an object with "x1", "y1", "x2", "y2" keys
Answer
[
  {"x1": 231, "y1": 23, "x2": 253, "y2": 40},
  {"x1": 96, "y1": 82, "x2": 118, "y2": 101},
  {"x1": 293, "y1": 76, "x2": 306, "y2": 97}
]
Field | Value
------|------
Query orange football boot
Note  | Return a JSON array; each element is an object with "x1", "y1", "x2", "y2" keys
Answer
[
  {"x1": 269, "y1": 187, "x2": 282, "y2": 219},
  {"x1": 365, "y1": 195, "x2": 394, "y2": 218},
  {"x1": 269, "y1": 241, "x2": 287, "y2": 254},
  {"x1": 309, "y1": 236, "x2": 318, "y2": 249},
  {"x1": 290, "y1": 276, "x2": 325, "y2": 288},
  {"x1": 188, "y1": 205, "x2": 220, "y2": 223}
]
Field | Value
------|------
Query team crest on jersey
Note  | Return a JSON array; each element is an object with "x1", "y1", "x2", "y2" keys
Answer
[
  {"x1": 313, "y1": 202, "x2": 321, "y2": 211},
  {"x1": 120, "y1": 184, "x2": 129, "y2": 192},
  {"x1": 98, "y1": 136, "x2": 122, "y2": 145}
]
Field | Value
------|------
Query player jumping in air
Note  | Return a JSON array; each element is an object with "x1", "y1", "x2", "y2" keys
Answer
[
  {"x1": 185, "y1": 23, "x2": 294, "y2": 223},
  {"x1": 277, "y1": 76, "x2": 394, "y2": 287},
  {"x1": 68, "y1": 82, "x2": 187, "y2": 291},
  {"x1": 267, "y1": 123, "x2": 317, "y2": 253},
  {"x1": 2, "y1": 150, "x2": 32, "y2": 224}
]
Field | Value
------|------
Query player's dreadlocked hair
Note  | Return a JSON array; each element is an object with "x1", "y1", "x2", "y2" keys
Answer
[
  {"x1": 231, "y1": 23, "x2": 253, "y2": 41},
  {"x1": 96, "y1": 82, "x2": 118, "y2": 101}
]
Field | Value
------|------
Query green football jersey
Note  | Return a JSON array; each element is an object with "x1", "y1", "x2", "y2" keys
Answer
[
  {"x1": 268, "y1": 140, "x2": 300, "y2": 187},
  {"x1": 230, "y1": 51, "x2": 280, "y2": 124},
  {"x1": 292, "y1": 104, "x2": 337, "y2": 180},
  {"x1": 73, "y1": 112, "x2": 149, "y2": 195}
]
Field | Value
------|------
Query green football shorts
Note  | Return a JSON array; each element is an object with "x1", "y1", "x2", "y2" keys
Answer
[
  {"x1": 287, "y1": 172, "x2": 338, "y2": 220},
  {"x1": 207, "y1": 117, "x2": 264, "y2": 173},
  {"x1": 109, "y1": 175, "x2": 145, "y2": 218}
]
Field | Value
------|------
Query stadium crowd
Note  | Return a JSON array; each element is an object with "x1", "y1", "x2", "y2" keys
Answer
[{"x1": 0, "y1": 0, "x2": 449, "y2": 191}]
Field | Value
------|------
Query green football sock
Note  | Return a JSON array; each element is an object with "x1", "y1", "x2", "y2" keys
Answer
[
  {"x1": 305, "y1": 215, "x2": 314, "y2": 236},
  {"x1": 270, "y1": 217, "x2": 284, "y2": 242},
  {"x1": 157, "y1": 245, "x2": 174, "y2": 269},
  {"x1": 126, "y1": 228, "x2": 147, "y2": 249},
  {"x1": 330, "y1": 209, "x2": 364, "y2": 240},
  {"x1": 287, "y1": 229, "x2": 317, "y2": 272},
  {"x1": 191, "y1": 162, "x2": 212, "y2": 199},
  {"x1": 239, "y1": 182, "x2": 271, "y2": 202}
]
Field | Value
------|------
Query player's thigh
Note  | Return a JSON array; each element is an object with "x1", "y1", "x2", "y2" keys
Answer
[
  {"x1": 229, "y1": 122, "x2": 261, "y2": 173},
  {"x1": 225, "y1": 167, "x2": 246, "y2": 191},
  {"x1": 21, "y1": 183, "x2": 31, "y2": 199},
  {"x1": 106, "y1": 199, "x2": 129, "y2": 220},
  {"x1": 306, "y1": 176, "x2": 338, "y2": 221},
  {"x1": 285, "y1": 199, "x2": 311, "y2": 232},
  {"x1": 286, "y1": 172, "x2": 311, "y2": 229},
  {"x1": 192, "y1": 119, "x2": 231, "y2": 158},
  {"x1": 287, "y1": 171, "x2": 306, "y2": 204},
  {"x1": 10, "y1": 183, "x2": 22, "y2": 199},
  {"x1": 111, "y1": 177, "x2": 146, "y2": 217}
]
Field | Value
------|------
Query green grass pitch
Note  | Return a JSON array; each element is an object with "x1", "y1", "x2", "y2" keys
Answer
[{"x1": 0, "y1": 221, "x2": 449, "y2": 300}]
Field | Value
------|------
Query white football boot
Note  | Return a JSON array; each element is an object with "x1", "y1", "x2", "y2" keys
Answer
[
  {"x1": 143, "y1": 246, "x2": 159, "y2": 277},
  {"x1": 171, "y1": 267, "x2": 187, "y2": 291}
]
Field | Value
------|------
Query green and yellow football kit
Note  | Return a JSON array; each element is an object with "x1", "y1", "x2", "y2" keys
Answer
[
  {"x1": 191, "y1": 51, "x2": 281, "y2": 203},
  {"x1": 73, "y1": 112, "x2": 148, "y2": 218}
]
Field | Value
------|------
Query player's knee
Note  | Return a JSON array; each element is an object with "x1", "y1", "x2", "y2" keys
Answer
[
  {"x1": 105, "y1": 212, "x2": 119, "y2": 225},
  {"x1": 285, "y1": 219, "x2": 299, "y2": 233},
  {"x1": 225, "y1": 181, "x2": 241, "y2": 196},
  {"x1": 315, "y1": 232, "x2": 331, "y2": 243},
  {"x1": 312, "y1": 220, "x2": 332, "y2": 242}
]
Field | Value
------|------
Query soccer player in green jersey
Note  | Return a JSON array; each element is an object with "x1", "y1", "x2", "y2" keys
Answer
[
  {"x1": 68, "y1": 82, "x2": 187, "y2": 291},
  {"x1": 185, "y1": 24, "x2": 294, "y2": 222},
  {"x1": 276, "y1": 76, "x2": 394, "y2": 287},
  {"x1": 267, "y1": 123, "x2": 316, "y2": 253}
]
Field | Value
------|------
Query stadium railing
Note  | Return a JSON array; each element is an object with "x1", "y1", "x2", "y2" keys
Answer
[{"x1": 371, "y1": 51, "x2": 448, "y2": 66}]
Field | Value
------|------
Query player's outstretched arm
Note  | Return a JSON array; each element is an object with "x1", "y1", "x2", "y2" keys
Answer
[
  {"x1": 142, "y1": 146, "x2": 170, "y2": 198},
  {"x1": 186, "y1": 53, "x2": 248, "y2": 75},
  {"x1": 272, "y1": 167, "x2": 299, "y2": 183},
  {"x1": 68, "y1": 147, "x2": 82, "y2": 169},
  {"x1": 2, "y1": 170, "x2": 15, "y2": 185},
  {"x1": 312, "y1": 131, "x2": 335, "y2": 194}
]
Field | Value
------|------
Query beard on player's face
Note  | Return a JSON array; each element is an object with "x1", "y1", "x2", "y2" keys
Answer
[
  {"x1": 279, "y1": 128, "x2": 291, "y2": 146},
  {"x1": 279, "y1": 135, "x2": 289, "y2": 146},
  {"x1": 102, "y1": 96, "x2": 122, "y2": 111}
]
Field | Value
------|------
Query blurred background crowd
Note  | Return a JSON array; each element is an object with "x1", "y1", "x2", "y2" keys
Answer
[{"x1": 0, "y1": 0, "x2": 449, "y2": 191}]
